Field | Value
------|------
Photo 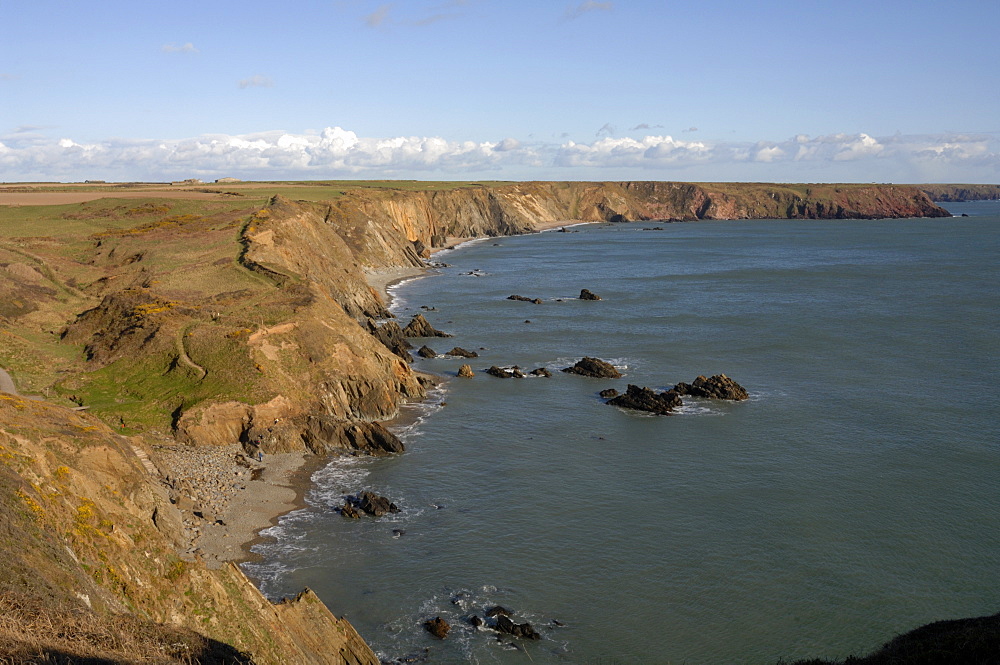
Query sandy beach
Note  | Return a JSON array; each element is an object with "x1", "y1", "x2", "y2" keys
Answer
[{"x1": 153, "y1": 444, "x2": 324, "y2": 569}]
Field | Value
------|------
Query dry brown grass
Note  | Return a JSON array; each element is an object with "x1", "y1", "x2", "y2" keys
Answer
[{"x1": 0, "y1": 593, "x2": 253, "y2": 664}]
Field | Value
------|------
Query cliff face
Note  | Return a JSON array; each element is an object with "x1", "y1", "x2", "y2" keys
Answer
[
  {"x1": 0, "y1": 394, "x2": 378, "y2": 664},
  {"x1": 305, "y1": 182, "x2": 949, "y2": 272},
  {"x1": 918, "y1": 184, "x2": 1000, "y2": 202}
]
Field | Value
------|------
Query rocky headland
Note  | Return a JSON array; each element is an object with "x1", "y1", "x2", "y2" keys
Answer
[{"x1": 0, "y1": 181, "x2": 960, "y2": 662}]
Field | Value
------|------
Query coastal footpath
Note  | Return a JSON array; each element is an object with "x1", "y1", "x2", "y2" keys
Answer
[{"x1": 0, "y1": 181, "x2": 964, "y2": 662}]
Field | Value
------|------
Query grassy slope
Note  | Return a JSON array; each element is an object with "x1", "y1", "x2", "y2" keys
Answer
[{"x1": 0, "y1": 197, "x2": 279, "y2": 432}]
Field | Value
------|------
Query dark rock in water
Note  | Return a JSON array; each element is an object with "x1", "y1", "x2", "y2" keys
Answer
[
  {"x1": 392, "y1": 529, "x2": 405, "y2": 538},
  {"x1": 457, "y1": 364, "x2": 475, "y2": 378},
  {"x1": 510, "y1": 366, "x2": 526, "y2": 378},
  {"x1": 579, "y1": 288, "x2": 602, "y2": 300},
  {"x1": 338, "y1": 502, "x2": 361, "y2": 519},
  {"x1": 402, "y1": 314, "x2": 453, "y2": 338},
  {"x1": 367, "y1": 318, "x2": 413, "y2": 361},
  {"x1": 562, "y1": 357, "x2": 622, "y2": 378},
  {"x1": 417, "y1": 345, "x2": 437, "y2": 358},
  {"x1": 599, "y1": 388, "x2": 619, "y2": 399},
  {"x1": 486, "y1": 365, "x2": 513, "y2": 378},
  {"x1": 383, "y1": 648, "x2": 431, "y2": 664},
  {"x1": 354, "y1": 490, "x2": 401, "y2": 517},
  {"x1": 485, "y1": 606, "x2": 512, "y2": 618},
  {"x1": 673, "y1": 374, "x2": 749, "y2": 401},
  {"x1": 469, "y1": 615, "x2": 484, "y2": 628},
  {"x1": 424, "y1": 617, "x2": 450, "y2": 639},
  {"x1": 302, "y1": 418, "x2": 405, "y2": 456},
  {"x1": 784, "y1": 611, "x2": 1000, "y2": 665},
  {"x1": 607, "y1": 384, "x2": 682, "y2": 415},
  {"x1": 507, "y1": 294, "x2": 543, "y2": 304},
  {"x1": 529, "y1": 367, "x2": 552, "y2": 377},
  {"x1": 495, "y1": 615, "x2": 541, "y2": 640},
  {"x1": 446, "y1": 346, "x2": 478, "y2": 358}
]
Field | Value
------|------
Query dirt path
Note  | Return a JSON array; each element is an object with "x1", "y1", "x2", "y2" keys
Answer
[{"x1": 0, "y1": 368, "x2": 17, "y2": 395}]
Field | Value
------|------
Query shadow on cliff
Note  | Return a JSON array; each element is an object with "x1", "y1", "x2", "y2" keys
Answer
[{"x1": 0, "y1": 592, "x2": 253, "y2": 664}]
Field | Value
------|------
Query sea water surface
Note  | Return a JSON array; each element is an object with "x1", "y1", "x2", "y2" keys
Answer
[{"x1": 245, "y1": 202, "x2": 1000, "y2": 664}]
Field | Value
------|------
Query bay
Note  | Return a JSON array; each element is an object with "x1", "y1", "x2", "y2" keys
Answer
[{"x1": 245, "y1": 201, "x2": 1000, "y2": 664}]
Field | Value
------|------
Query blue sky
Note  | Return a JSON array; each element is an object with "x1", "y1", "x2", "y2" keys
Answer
[{"x1": 2, "y1": 0, "x2": 998, "y2": 182}]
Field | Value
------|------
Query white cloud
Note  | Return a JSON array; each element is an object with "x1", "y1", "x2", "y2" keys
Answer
[
  {"x1": 239, "y1": 75, "x2": 274, "y2": 89},
  {"x1": 1, "y1": 128, "x2": 997, "y2": 182},
  {"x1": 753, "y1": 143, "x2": 785, "y2": 163},
  {"x1": 0, "y1": 73, "x2": 17, "y2": 81},
  {"x1": 162, "y1": 42, "x2": 198, "y2": 53},
  {"x1": 565, "y1": 1, "x2": 613, "y2": 20},
  {"x1": 832, "y1": 133, "x2": 884, "y2": 161}
]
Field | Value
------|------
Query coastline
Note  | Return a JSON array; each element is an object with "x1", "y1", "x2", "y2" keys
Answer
[{"x1": 215, "y1": 220, "x2": 576, "y2": 570}]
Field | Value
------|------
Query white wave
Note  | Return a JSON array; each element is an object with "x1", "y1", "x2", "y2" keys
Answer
[
  {"x1": 388, "y1": 384, "x2": 449, "y2": 441},
  {"x1": 431, "y1": 236, "x2": 494, "y2": 258},
  {"x1": 674, "y1": 402, "x2": 725, "y2": 416},
  {"x1": 308, "y1": 456, "x2": 374, "y2": 506},
  {"x1": 385, "y1": 275, "x2": 429, "y2": 312}
]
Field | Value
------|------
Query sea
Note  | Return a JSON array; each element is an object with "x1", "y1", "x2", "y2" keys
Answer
[{"x1": 243, "y1": 201, "x2": 1000, "y2": 664}]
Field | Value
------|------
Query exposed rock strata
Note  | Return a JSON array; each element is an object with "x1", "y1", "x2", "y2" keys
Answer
[{"x1": 402, "y1": 314, "x2": 452, "y2": 338}]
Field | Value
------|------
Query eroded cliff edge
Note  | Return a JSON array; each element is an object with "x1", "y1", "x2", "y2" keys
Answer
[{"x1": 0, "y1": 181, "x2": 951, "y2": 662}]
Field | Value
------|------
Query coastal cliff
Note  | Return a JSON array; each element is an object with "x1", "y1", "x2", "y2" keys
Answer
[
  {"x1": 0, "y1": 180, "x2": 953, "y2": 662},
  {"x1": 0, "y1": 394, "x2": 378, "y2": 664},
  {"x1": 917, "y1": 184, "x2": 1000, "y2": 202}
]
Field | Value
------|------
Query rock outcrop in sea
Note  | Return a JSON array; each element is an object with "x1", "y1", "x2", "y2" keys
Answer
[
  {"x1": 402, "y1": 314, "x2": 453, "y2": 338},
  {"x1": 607, "y1": 384, "x2": 683, "y2": 415},
  {"x1": 562, "y1": 357, "x2": 623, "y2": 378},
  {"x1": 673, "y1": 374, "x2": 749, "y2": 401}
]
